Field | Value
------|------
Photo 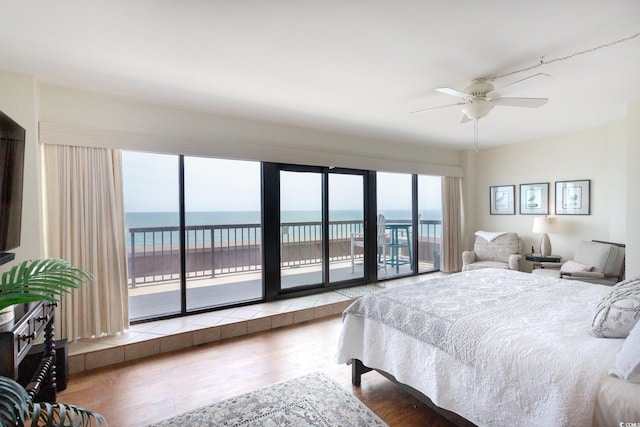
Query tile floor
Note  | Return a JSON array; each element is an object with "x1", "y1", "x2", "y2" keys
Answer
[{"x1": 67, "y1": 274, "x2": 438, "y2": 375}]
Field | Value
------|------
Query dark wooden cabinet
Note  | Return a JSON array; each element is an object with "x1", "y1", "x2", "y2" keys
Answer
[{"x1": 0, "y1": 301, "x2": 58, "y2": 402}]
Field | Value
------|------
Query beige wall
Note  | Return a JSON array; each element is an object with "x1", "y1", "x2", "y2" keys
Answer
[
  {"x1": 468, "y1": 119, "x2": 635, "y2": 274},
  {"x1": 627, "y1": 103, "x2": 640, "y2": 277},
  {"x1": 38, "y1": 84, "x2": 462, "y2": 177},
  {"x1": 0, "y1": 71, "x2": 43, "y2": 273}
]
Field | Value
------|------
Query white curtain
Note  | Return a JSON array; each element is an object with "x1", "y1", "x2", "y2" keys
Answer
[
  {"x1": 44, "y1": 144, "x2": 129, "y2": 340},
  {"x1": 441, "y1": 176, "x2": 463, "y2": 273}
]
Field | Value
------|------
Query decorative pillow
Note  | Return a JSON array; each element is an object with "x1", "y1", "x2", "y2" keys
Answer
[
  {"x1": 592, "y1": 276, "x2": 640, "y2": 338},
  {"x1": 609, "y1": 320, "x2": 640, "y2": 383},
  {"x1": 560, "y1": 260, "x2": 592, "y2": 273}
]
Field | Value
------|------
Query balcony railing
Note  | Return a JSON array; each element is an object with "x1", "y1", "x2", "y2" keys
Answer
[{"x1": 127, "y1": 219, "x2": 441, "y2": 287}]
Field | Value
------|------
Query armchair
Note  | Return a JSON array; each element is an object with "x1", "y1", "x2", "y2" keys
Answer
[
  {"x1": 532, "y1": 240, "x2": 625, "y2": 286},
  {"x1": 462, "y1": 231, "x2": 522, "y2": 271}
]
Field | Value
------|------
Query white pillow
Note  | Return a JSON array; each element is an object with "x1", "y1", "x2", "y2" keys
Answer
[
  {"x1": 592, "y1": 276, "x2": 640, "y2": 338},
  {"x1": 609, "y1": 320, "x2": 640, "y2": 383},
  {"x1": 560, "y1": 260, "x2": 592, "y2": 273}
]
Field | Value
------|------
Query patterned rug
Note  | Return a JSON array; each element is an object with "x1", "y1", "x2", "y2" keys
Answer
[{"x1": 145, "y1": 372, "x2": 388, "y2": 427}]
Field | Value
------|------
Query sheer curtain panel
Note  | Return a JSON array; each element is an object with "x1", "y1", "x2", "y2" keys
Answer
[
  {"x1": 440, "y1": 176, "x2": 463, "y2": 273},
  {"x1": 44, "y1": 144, "x2": 129, "y2": 340}
]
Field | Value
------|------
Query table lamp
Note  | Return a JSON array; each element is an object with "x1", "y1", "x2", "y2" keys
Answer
[{"x1": 532, "y1": 217, "x2": 555, "y2": 256}]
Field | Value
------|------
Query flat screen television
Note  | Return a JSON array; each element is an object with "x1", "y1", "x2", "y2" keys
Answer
[{"x1": 0, "y1": 111, "x2": 26, "y2": 265}]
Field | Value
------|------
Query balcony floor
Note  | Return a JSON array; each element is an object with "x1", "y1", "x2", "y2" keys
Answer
[{"x1": 128, "y1": 260, "x2": 434, "y2": 320}]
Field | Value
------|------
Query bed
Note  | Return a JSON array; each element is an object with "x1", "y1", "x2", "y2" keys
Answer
[{"x1": 335, "y1": 268, "x2": 640, "y2": 427}]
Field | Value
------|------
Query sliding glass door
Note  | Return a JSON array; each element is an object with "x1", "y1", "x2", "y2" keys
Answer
[
  {"x1": 123, "y1": 152, "x2": 263, "y2": 321},
  {"x1": 277, "y1": 166, "x2": 367, "y2": 293}
]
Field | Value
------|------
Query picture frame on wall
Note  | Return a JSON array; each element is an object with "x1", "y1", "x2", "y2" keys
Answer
[
  {"x1": 519, "y1": 182, "x2": 549, "y2": 215},
  {"x1": 555, "y1": 179, "x2": 590, "y2": 215},
  {"x1": 490, "y1": 185, "x2": 515, "y2": 215}
]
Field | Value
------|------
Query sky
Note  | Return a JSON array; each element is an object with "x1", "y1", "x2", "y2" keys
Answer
[{"x1": 122, "y1": 151, "x2": 442, "y2": 213}]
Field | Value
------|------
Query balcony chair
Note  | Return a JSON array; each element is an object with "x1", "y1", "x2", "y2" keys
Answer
[
  {"x1": 532, "y1": 240, "x2": 625, "y2": 286},
  {"x1": 462, "y1": 231, "x2": 522, "y2": 271},
  {"x1": 351, "y1": 214, "x2": 387, "y2": 272}
]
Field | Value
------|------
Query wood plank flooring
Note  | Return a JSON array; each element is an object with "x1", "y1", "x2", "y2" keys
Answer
[{"x1": 57, "y1": 315, "x2": 457, "y2": 427}]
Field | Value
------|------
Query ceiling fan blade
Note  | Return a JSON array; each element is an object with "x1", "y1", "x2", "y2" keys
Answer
[
  {"x1": 435, "y1": 87, "x2": 470, "y2": 99},
  {"x1": 411, "y1": 102, "x2": 466, "y2": 114},
  {"x1": 494, "y1": 97, "x2": 548, "y2": 108},
  {"x1": 493, "y1": 73, "x2": 552, "y2": 95}
]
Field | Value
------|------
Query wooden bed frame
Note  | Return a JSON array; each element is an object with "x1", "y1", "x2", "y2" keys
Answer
[{"x1": 351, "y1": 358, "x2": 477, "y2": 427}]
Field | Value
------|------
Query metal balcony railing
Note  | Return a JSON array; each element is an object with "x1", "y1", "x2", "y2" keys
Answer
[{"x1": 126, "y1": 219, "x2": 441, "y2": 287}]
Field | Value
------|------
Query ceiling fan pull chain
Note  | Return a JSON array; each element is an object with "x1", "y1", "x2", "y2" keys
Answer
[{"x1": 474, "y1": 119, "x2": 479, "y2": 153}]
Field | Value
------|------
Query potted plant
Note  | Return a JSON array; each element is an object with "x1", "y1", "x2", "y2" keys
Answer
[{"x1": 0, "y1": 258, "x2": 106, "y2": 426}]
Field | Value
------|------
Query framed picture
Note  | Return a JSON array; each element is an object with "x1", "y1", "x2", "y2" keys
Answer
[
  {"x1": 490, "y1": 185, "x2": 515, "y2": 215},
  {"x1": 519, "y1": 182, "x2": 549, "y2": 215},
  {"x1": 555, "y1": 179, "x2": 590, "y2": 215}
]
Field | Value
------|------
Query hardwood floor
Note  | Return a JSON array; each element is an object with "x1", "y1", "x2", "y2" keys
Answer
[{"x1": 57, "y1": 314, "x2": 457, "y2": 427}]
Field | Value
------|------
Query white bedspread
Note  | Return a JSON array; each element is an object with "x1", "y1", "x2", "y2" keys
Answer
[{"x1": 336, "y1": 269, "x2": 626, "y2": 427}]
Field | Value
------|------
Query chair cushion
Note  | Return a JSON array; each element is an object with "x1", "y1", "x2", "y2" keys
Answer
[
  {"x1": 574, "y1": 241, "x2": 623, "y2": 275},
  {"x1": 473, "y1": 233, "x2": 520, "y2": 263},
  {"x1": 560, "y1": 260, "x2": 593, "y2": 273},
  {"x1": 592, "y1": 276, "x2": 640, "y2": 338},
  {"x1": 463, "y1": 260, "x2": 509, "y2": 271}
]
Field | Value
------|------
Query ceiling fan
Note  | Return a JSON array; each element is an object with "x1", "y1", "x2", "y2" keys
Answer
[{"x1": 412, "y1": 73, "x2": 550, "y2": 123}]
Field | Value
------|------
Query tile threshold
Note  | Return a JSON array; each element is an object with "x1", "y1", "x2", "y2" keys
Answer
[{"x1": 66, "y1": 287, "x2": 363, "y2": 375}]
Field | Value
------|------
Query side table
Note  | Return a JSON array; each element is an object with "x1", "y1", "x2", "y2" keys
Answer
[{"x1": 525, "y1": 254, "x2": 562, "y2": 270}]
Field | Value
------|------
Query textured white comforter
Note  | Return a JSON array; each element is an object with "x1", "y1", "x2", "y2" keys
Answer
[{"x1": 336, "y1": 269, "x2": 625, "y2": 427}]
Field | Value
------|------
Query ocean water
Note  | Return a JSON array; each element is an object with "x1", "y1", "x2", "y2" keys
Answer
[
  {"x1": 126, "y1": 210, "x2": 441, "y2": 227},
  {"x1": 125, "y1": 210, "x2": 441, "y2": 247}
]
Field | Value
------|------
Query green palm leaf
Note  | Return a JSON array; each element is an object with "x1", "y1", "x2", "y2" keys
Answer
[
  {"x1": 0, "y1": 376, "x2": 28, "y2": 426},
  {"x1": 0, "y1": 376, "x2": 106, "y2": 426},
  {"x1": 31, "y1": 401, "x2": 107, "y2": 426},
  {"x1": 0, "y1": 258, "x2": 94, "y2": 313}
]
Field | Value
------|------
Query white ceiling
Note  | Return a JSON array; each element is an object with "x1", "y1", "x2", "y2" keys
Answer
[{"x1": 1, "y1": 1, "x2": 639, "y2": 150}]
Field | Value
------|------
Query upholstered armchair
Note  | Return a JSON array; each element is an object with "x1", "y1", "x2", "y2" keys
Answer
[
  {"x1": 462, "y1": 231, "x2": 522, "y2": 271},
  {"x1": 532, "y1": 240, "x2": 625, "y2": 286}
]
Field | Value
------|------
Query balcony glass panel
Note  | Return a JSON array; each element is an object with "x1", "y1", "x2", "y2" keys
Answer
[
  {"x1": 377, "y1": 172, "x2": 414, "y2": 278},
  {"x1": 280, "y1": 170, "x2": 323, "y2": 289},
  {"x1": 418, "y1": 175, "x2": 442, "y2": 273},
  {"x1": 123, "y1": 151, "x2": 181, "y2": 320},
  {"x1": 329, "y1": 173, "x2": 364, "y2": 283},
  {"x1": 184, "y1": 156, "x2": 263, "y2": 311}
]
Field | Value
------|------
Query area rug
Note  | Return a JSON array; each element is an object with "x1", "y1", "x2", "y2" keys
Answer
[{"x1": 145, "y1": 371, "x2": 388, "y2": 426}]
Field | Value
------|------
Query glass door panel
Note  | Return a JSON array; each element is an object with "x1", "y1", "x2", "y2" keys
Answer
[
  {"x1": 329, "y1": 173, "x2": 364, "y2": 283},
  {"x1": 418, "y1": 175, "x2": 442, "y2": 273},
  {"x1": 280, "y1": 170, "x2": 323, "y2": 289},
  {"x1": 377, "y1": 172, "x2": 414, "y2": 278},
  {"x1": 122, "y1": 151, "x2": 181, "y2": 321},
  {"x1": 183, "y1": 157, "x2": 263, "y2": 311}
]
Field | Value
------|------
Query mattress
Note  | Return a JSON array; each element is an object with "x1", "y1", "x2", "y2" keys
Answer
[{"x1": 336, "y1": 269, "x2": 638, "y2": 426}]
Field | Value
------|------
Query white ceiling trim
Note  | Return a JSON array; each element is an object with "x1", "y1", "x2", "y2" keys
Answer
[{"x1": 39, "y1": 122, "x2": 464, "y2": 177}]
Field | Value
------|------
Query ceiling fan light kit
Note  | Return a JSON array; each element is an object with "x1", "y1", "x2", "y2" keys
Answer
[{"x1": 416, "y1": 75, "x2": 549, "y2": 152}]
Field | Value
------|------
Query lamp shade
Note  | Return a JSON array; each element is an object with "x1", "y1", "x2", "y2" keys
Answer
[
  {"x1": 532, "y1": 217, "x2": 556, "y2": 256},
  {"x1": 532, "y1": 217, "x2": 555, "y2": 233}
]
